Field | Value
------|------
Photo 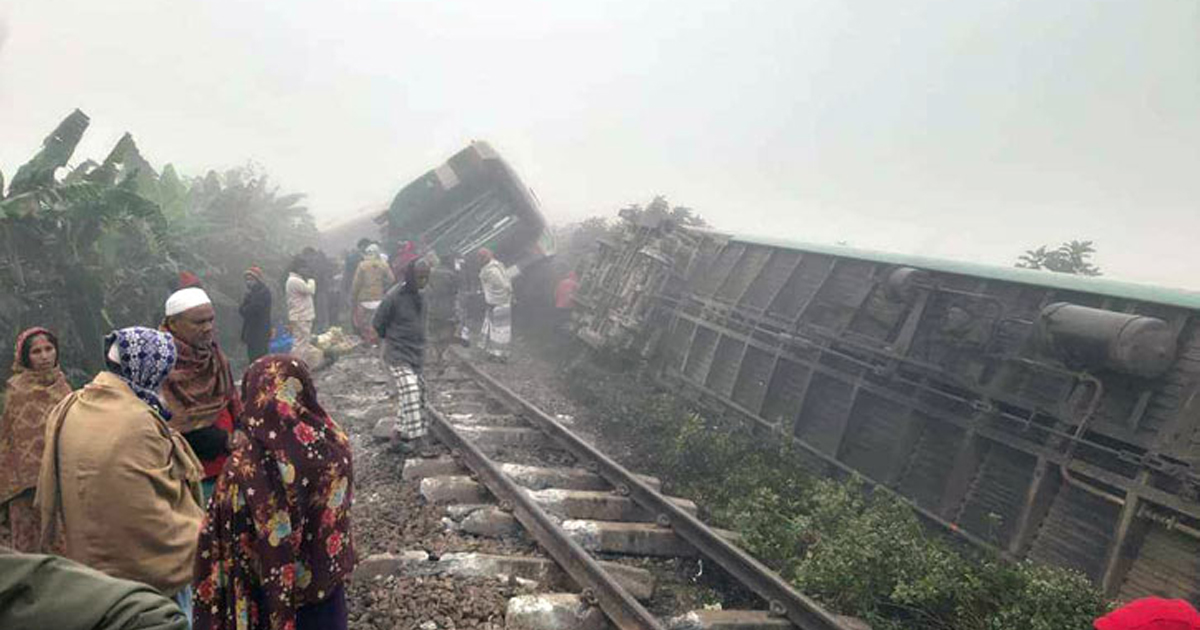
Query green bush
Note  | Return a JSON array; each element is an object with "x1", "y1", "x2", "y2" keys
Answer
[
  {"x1": 985, "y1": 562, "x2": 1112, "y2": 630},
  {"x1": 562, "y1": 360, "x2": 1111, "y2": 630},
  {"x1": 782, "y1": 479, "x2": 973, "y2": 629}
]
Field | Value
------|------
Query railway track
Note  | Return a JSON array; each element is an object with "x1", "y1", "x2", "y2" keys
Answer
[{"x1": 389, "y1": 348, "x2": 858, "y2": 630}]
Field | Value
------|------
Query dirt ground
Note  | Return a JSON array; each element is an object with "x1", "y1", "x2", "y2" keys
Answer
[
  {"x1": 316, "y1": 350, "x2": 523, "y2": 630},
  {"x1": 468, "y1": 338, "x2": 757, "y2": 617},
  {"x1": 320, "y1": 334, "x2": 754, "y2": 629}
]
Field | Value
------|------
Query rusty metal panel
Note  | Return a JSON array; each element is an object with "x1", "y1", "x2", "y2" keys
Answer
[
  {"x1": 732, "y1": 345, "x2": 776, "y2": 414},
  {"x1": 1119, "y1": 525, "x2": 1200, "y2": 600},
  {"x1": 694, "y1": 243, "x2": 745, "y2": 299},
  {"x1": 794, "y1": 373, "x2": 856, "y2": 455},
  {"x1": 838, "y1": 391, "x2": 917, "y2": 482},
  {"x1": 766, "y1": 254, "x2": 836, "y2": 321},
  {"x1": 1144, "y1": 327, "x2": 1200, "y2": 457},
  {"x1": 1027, "y1": 484, "x2": 1122, "y2": 581},
  {"x1": 955, "y1": 443, "x2": 1038, "y2": 547},
  {"x1": 898, "y1": 420, "x2": 967, "y2": 509},
  {"x1": 845, "y1": 283, "x2": 909, "y2": 342},
  {"x1": 740, "y1": 250, "x2": 804, "y2": 313},
  {"x1": 761, "y1": 358, "x2": 813, "y2": 427},
  {"x1": 803, "y1": 259, "x2": 878, "y2": 330},
  {"x1": 705, "y1": 336, "x2": 747, "y2": 398},
  {"x1": 663, "y1": 317, "x2": 697, "y2": 373},
  {"x1": 715, "y1": 245, "x2": 773, "y2": 305},
  {"x1": 682, "y1": 236, "x2": 728, "y2": 296},
  {"x1": 683, "y1": 325, "x2": 720, "y2": 385}
]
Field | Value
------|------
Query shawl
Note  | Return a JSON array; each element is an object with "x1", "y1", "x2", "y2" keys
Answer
[
  {"x1": 0, "y1": 328, "x2": 72, "y2": 504},
  {"x1": 104, "y1": 328, "x2": 177, "y2": 421},
  {"x1": 194, "y1": 355, "x2": 355, "y2": 630},
  {"x1": 479, "y1": 258, "x2": 512, "y2": 306},
  {"x1": 391, "y1": 241, "x2": 420, "y2": 279},
  {"x1": 161, "y1": 331, "x2": 241, "y2": 435}
]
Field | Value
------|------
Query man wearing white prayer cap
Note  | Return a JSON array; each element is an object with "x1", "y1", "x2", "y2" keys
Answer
[{"x1": 160, "y1": 286, "x2": 242, "y2": 504}]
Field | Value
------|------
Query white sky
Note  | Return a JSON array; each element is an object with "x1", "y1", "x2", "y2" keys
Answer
[{"x1": 1, "y1": 1, "x2": 1198, "y2": 289}]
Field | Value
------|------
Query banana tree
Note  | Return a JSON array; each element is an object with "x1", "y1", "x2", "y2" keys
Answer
[{"x1": 0, "y1": 110, "x2": 175, "y2": 378}]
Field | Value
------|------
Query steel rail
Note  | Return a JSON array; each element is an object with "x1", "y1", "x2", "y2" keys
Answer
[
  {"x1": 426, "y1": 405, "x2": 667, "y2": 630},
  {"x1": 449, "y1": 350, "x2": 848, "y2": 630}
]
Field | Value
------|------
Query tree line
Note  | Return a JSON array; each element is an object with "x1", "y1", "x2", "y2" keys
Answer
[{"x1": 0, "y1": 109, "x2": 317, "y2": 383}]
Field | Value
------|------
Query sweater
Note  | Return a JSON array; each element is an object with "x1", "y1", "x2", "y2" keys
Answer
[
  {"x1": 372, "y1": 284, "x2": 426, "y2": 370},
  {"x1": 286, "y1": 273, "x2": 316, "y2": 323}
]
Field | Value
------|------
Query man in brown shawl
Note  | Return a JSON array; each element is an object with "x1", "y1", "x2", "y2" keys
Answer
[
  {"x1": 0, "y1": 328, "x2": 72, "y2": 551},
  {"x1": 37, "y1": 326, "x2": 203, "y2": 616},
  {"x1": 161, "y1": 287, "x2": 243, "y2": 502}
]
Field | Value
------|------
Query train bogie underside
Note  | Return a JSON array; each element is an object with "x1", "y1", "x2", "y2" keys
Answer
[{"x1": 572, "y1": 219, "x2": 1200, "y2": 599}]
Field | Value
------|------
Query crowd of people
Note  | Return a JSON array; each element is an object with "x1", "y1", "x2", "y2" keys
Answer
[
  {"x1": 0, "y1": 271, "x2": 357, "y2": 629},
  {"x1": 0, "y1": 235, "x2": 1195, "y2": 629},
  {"x1": 0, "y1": 236, "x2": 528, "y2": 628}
]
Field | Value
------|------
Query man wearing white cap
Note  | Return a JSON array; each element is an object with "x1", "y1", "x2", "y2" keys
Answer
[{"x1": 160, "y1": 286, "x2": 242, "y2": 503}]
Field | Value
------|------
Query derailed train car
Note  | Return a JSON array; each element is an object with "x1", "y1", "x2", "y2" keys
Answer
[
  {"x1": 382, "y1": 141, "x2": 554, "y2": 267},
  {"x1": 573, "y1": 210, "x2": 1200, "y2": 600}
]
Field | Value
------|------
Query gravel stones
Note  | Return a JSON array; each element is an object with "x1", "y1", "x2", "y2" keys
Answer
[
  {"x1": 347, "y1": 574, "x2": 510, "y2": 630},
  {"x1": 316, "y1": 347, "x2": 522, "y2": 629}
]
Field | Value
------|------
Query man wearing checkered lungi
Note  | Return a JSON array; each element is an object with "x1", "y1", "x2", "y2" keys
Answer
[{"x1": 373, "y1": 259, "x2": 433, "y2": 450}]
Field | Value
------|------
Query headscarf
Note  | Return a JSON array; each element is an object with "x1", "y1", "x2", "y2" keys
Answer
[
  {"x1": 1094, "y1": 597, "x2": 1200, "y2": 630},
  {"x1": 395, "y1": 240, "x2": 420, "y2": 269},
  {"x1": 245, "y1": 266, "x2": 266, "y2": 284},
  {"x1": 193, "y1": 356, "x2": 355, "y2": 630},
  {"x1": 104, "y1": 327, "x2": 177, "y2": 421},
  {"x1": 0, "y1": 328, "x2": 72, "y2": 505},
  {"x1": 160, "y1": 328, "x2": 241, "y2": 435},
  {"x1": 178, "y1": 271, "x2": 203, "y2": 290},
  {"x1": 401, "y1": 260, "x2": 427, "y2": 296}
]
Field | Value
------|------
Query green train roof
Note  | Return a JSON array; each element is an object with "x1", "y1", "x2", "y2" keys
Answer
[{"x1": 714, "y1": 230, "x2": 1200, "y2": 311}]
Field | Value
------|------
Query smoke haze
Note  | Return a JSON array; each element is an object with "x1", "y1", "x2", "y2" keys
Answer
[{"x1": 1, "y1": 0, "x2": 1197, "y2": 288}]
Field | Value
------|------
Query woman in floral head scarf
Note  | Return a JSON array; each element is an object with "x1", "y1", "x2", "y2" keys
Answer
[
  {"x1": 194, "y1": 355, "x2": 355, "y2": 630},
  {"x1": 0, "y1": 328, "x2": 72, "y2": 551},
  {"x1": 104, "y1": 326, "x2": 178, "y2": 420}
]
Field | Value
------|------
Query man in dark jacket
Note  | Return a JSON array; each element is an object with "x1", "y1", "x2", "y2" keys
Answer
[
  {"x1": 239, "y1": 266, "x2": 272, "y2": 363},
  {"x1": 339, "y1": 239, "x2": 370, "y2": 327},
  {"x1": 426, "y1": 254, "x2": 461, "y2": 369},
  {"x1": 373, "y1": 260, "x2": 430, "y2": 452}
]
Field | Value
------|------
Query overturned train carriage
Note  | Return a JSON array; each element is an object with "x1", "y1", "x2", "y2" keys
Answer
[
  {"x1": 383, "y1": 141, "x2": 554, "y2": 267},
  {"x1": 573, "y1": 215, "x2": 1200, "y2": 600}
]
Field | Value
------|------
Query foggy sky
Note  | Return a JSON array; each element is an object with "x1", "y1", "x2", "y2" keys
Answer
[{"x1": 2, "y1": 1, "x2": 1198, "y2": 290}]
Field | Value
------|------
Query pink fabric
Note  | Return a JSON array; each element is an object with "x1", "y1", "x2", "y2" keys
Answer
[
  {"x1": 1094, "y1": 598, "x2": 1200, "y2": 630},
  {"x1": 555, "y1": 272, "x2": 579, "y2": 309}
]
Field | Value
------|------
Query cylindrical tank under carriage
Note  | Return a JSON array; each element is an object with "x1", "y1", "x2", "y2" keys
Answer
[{"x1": 1038, "y1": 302, "x2": 1178, "y2": 379}]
